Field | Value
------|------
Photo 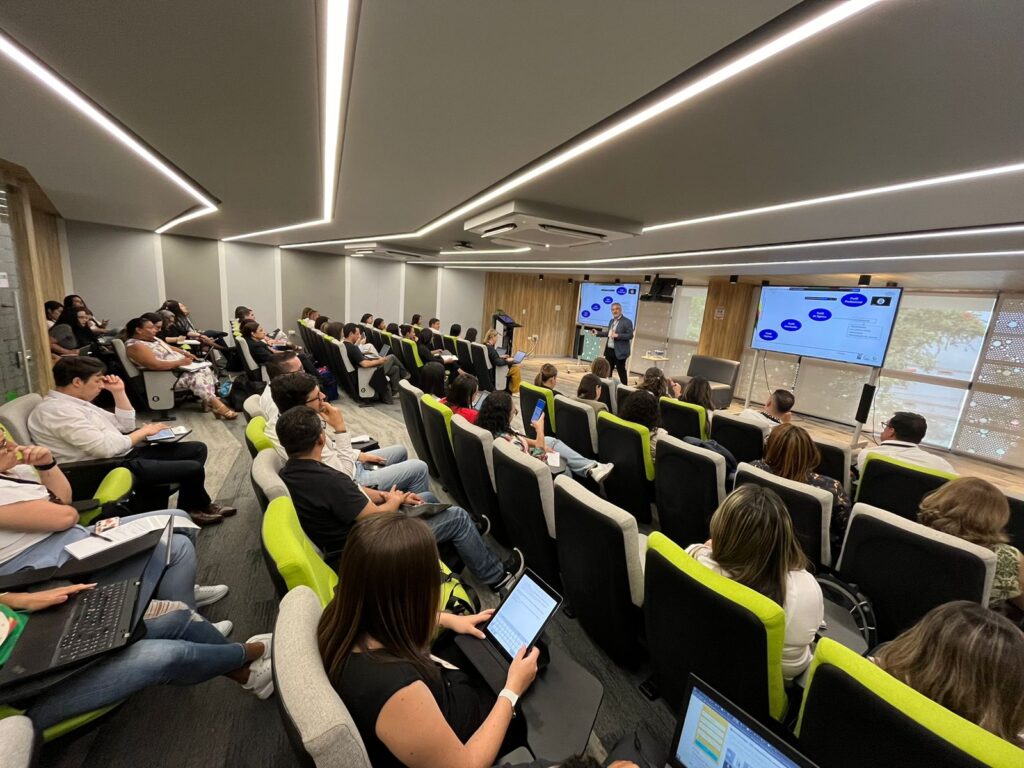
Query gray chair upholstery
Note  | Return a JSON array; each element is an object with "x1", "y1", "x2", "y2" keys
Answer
[
  {"x1": 274, "y1": 586, "x2": 372, "y2": 768},
  {"x1": 113, "y1": 338, "x2": 178, "y2": 412},
  {"x1": 251, "y1": 449, "x2": 289, "y2": 511},
  {"x1": 678, "y1": 355, "x2": 741, "y2": 410},
  {"x1": 614, "y1": 384, "x2": 640, "y2": 410},
  {"x1": 243, "y1": 393, "x2": 265, "y2": 422},
  {"x1": 0, "y1": 715, "x2": 36, "y2": 768},
  {"x1": 0, "y1": 393, "x2": 42, "y2": 444},
  {"x1": 335, "y1": 340, "x2": 376, "y2": 401}
]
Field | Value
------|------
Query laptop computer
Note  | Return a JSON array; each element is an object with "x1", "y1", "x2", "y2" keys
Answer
[
  {"x1": 510, "y1": 350, "x2": 527, "y2": 364},
  {"x1": 0, "y1": 519, "x2": 174, "y2": 685},
  {"x1": 379, "y1": 343, "x2": 390, "y2": 358},
  {"x1": 454, "y1": 569, "x2": 561, "y2": 693},
  {"x1": 667, "y1": 675, "x2": 818, "y2": 768}
]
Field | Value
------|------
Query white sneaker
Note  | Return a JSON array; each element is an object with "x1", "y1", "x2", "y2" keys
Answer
[
  {"x1": 246, "y1": 632, "x2": 273, "y2": 662},
  {"x1": 212, "y1": 620, "x2": 233, "y2": 637},
  {"x1": 588, "y1": 462, "x2": 614, "y2": 484},
  {"x1": 242, "y1": 633, "x2": 274, "y2": 699},
  {"x1": 194, "y1": 584, "x2": 229, "y2": 607}
]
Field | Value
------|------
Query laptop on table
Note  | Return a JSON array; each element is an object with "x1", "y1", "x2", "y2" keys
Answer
[{"x1": 668, "y1": 675, "x2": 818, "y2": 768}]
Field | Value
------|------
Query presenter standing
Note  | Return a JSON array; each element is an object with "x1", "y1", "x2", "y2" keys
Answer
[{"x1": 594, "y1": 302, "x2": 633, "y2": 384}]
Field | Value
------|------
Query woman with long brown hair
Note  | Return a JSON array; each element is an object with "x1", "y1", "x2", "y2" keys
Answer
[
  {"x1": 686, "y1": 485, "x2": 823, "y2": 679},
  {"x1": 918, "y1": 477, "x2": 1023, "y2": 611},
  {"x1": 319, "y1": 513, "x2": 539, "y2": 768},
  {"x1": 875, "y1": 602, "x2": 1024, "y2": 747},
  {"x1": 680, "y1": 376, "x2": 716, "y2": 422},
  {"x1": 750, "y1": 423, "x2": 851, "y2": 546}
]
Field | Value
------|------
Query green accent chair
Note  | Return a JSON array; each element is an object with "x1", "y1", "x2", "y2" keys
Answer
[
  {"x1": 419, "y1": 397, "x2": 472, "y2": 511},
  {"x1": 262, "y1": 496, "x2": 338, "y2": 606},
  {"x1": 856, "y1": 453, "x2": 957, "y2": 521},
  {"x1": 643, "y1": 532, "x2": 787, "y2": 720},
  {"x1": 796, "y1": 639, "x2": 1022, "y2": 767},
  {"x1": 0, "y1": 703, "x2": 121, "y2": 743},
  {"x1": 519, "y1": 382, "x2": 556, "y2": 439},
  {"x1": 79, "y1": 466, "x2": 134, "y2": 526},
  {"x1": 659, "y1": 397, "x2": 708, "y2": 441},
  {"x1": 597, "y1": 412, "x2": 655, "y2": 524},
  {"x1": 245, "y1": 416, "x2": 273, "y2": 458}
]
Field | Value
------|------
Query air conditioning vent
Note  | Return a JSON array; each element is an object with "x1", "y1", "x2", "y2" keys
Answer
[
  {"x1": 464, "y1": 201, "x2": 640, "y2": 249},
  {"x1": 343, "y1": 243, "x2": 435, "y2": 260}
]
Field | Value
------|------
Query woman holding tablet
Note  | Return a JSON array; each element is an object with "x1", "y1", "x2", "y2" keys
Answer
[{"x1": 319, "y1": 513, "x2": 539, "y2": 768}]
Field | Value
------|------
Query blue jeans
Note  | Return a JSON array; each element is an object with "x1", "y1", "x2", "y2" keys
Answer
[
  {"x1": 420, "y1": 492, "x2": 505, "y2": 586},
  {"x1": 544, "y1": 437, "x2": 597, "y2": 477},
  {"x1": 0, "y1": 511, "x2": 198, "y2": 607},
  {"x1": 26, "y1": 608, "x2": 246, "y2": 729},
  {"x1": 354, "y1": 445, "x2": 430, "y2": 493}
]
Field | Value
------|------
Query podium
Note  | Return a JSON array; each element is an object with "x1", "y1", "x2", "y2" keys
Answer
[{"x1": 491, "y1": 310, "x2": 521, "y2": 352}]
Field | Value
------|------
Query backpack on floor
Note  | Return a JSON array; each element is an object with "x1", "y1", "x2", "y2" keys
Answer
[
  {"x1": 441, "y1": 561, "x2": 477, "y2": 616},
  {"x1": 226, "y1": 375, "x2": 266, "y2": 412},
  {"x1": 317, "y1": 366, "x2": 340, "y2": 402}
]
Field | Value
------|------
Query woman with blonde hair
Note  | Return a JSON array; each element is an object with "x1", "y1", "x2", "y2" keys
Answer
[
  {"x1": 918, "y1": 477, "x2": 1023, "y2": 610},
  {"x1": 686, "y1": 484, "x2": 823, "y2": 679},
  {"x1": 750, "y1": 423, "x2": 851, "y2": 546},
  {"x1": 875, "y1": 601, "x2": 1024, "y2": 747},
  {"x1": 483, "y1": 328, "x2": 521, "y2": 392}
]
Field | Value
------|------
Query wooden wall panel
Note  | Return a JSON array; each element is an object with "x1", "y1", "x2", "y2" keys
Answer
[
  {"x1": 483, "y1": 273, "x2": 579, "y2": 356},
  {"x1": 31, "y1": 210, "x2": 64, "y2": 303},
  {"x1": 697, "y1": 279, "x2": 755, "y2": 361}
]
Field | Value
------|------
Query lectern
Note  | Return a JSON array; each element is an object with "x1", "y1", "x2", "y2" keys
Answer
[{"x1": 491, "y1": 310, "x2": 521, "y2": 352}]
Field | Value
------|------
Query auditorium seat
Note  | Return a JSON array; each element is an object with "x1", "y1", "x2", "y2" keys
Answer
[
  {"x1": 251, "y1": 448, "x2": 288, "y2": 512},
  {"x1": 442, "y1": 334, "x2": 458, "y2": 356},
  {"x1": 834, "y1": 504, "x2": 995, "y2": 643},
  {"x1": 0, "y1": 392, "x2": 41, "y2": 444},
  {"x1": 0, "y1": 715, "x2": 34, "y2": 768},
  {"x1": 273, "y1": 586, "x2": 373, "y2": 768},
  {"x1": 262, "y1": 496, "x2": 338, "y2": 605},
  {"x1": 597, "y1": 376, "x2": 617, "y2": 412},
  {"x1": 709, "y1": 413, "x2": 765, "y2": 464},
  {"x1": 1006, "y1": 491, "x2": 1024, "y2": 548},
  {"x1": 451, "y1": 415, "x2": 508, "y2": 544},
  {"x1": 455, "y1": 338, "x2": 477, "y2": 376},
  {"x1": 597, "y1": 412, "x2": 654, "y2": 524},
  {"x1": 236, "y1": 335, "x2": 270, "y2": 383},
  {"x1": 492, "y1": 438, "x2": 560, "y2": 588},
  {"x1": 398, "y1": 337, "x2": 424, "y2": 383},
  {"x1": 519, "y1": 382, "x2": 556, "y2": 439},
  {"x1": 554, "y1": 475, "x2": 645, "y2": 663},
  {"x1": 398, "y1": 380, "x2": 439, "y2": 479},
  {"x1": 419, "y1": 396, "x2": 472, "y2": 511},
  {"x1": 332, "y1": 339, "x2": 376, "y2": 402},
  {"x1": 245, "y1": 416, "x2": 273, "y2": 458},
  {"x1": 856, "y1": 453, "x2": 956, "y2": 520},
  {"x1": 814, "y1": 438, "x2": 852, "y2": 496},
  {"x1": 614, "y1": 384, "x2": 639, "y2": 408},
  {"x1": 658, "y1": 397, "x2": 708, "y2": 441},
  {"x1": 734, "y1": 462, "x2": 834, "y2": 569},
  {"x1": 674, "y1": 355, "x2": 741, "y2": 410},
  {"x1": 242, "y1": 393, "x2": 264, "y2": 422},
  {"x1": 655, "y1": 436, "x2": 726, "y2": 547},
  {"x1": 113, "y1": 337, "x2": 179, "y2": 412},
  {"x1": 469, "y1": 342, "x2": 496, "y2": 391},
  {"x1": 796, "y1": 639, "x2": 1018, "y2": 768},
  {"x1": 553, "y1": 394, "x2": 598, "y2": 458},
  {"x1": 643, "y1": 532, "x2": 787, "y2": 720}
]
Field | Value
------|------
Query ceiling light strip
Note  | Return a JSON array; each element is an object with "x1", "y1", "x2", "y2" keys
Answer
[
  {"x1": 156, "y1": 205, "x2": 218, "y2": 235},
  {"x1": 222, "y1": 0, "x2": 352, "y2": 242},
  {"x1": 0, "y1": 26, "x2": 218, "y2": 229},
  {"x1": 282, "y1": 0, "x2": 882, "y2": 249},
  {"x1": 437, "y1": 247, "x2": 532, "y2": 256}
]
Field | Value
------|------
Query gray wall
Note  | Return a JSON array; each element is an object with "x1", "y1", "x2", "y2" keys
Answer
[
  {"x1": 281, "y1": 248, "x2": 345, "y2": 330},
  {"x1": 160, "y1": 234, "x2": 222, "y2": 331},
  {"x1": 348, "y1": 258, "x2": 403, "y2": 325},
  {"x1": 65, "y1": 220, "x2": 161, "y2": 323},
  {"x1": 438, "y1": 268, "x2": 486, "y2": 334},
  {"x1": 403, "y1": 264, "x2": 438, "y2": 324},
  {"x1": 224, "y1": 242, "x2": 278, "y2": 329}
]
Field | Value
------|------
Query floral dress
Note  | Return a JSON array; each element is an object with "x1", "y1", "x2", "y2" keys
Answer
[
  {"x1": 990, "y1": 543, "x2": 1022, "y2": 606},
  {"x1": 126, "y1": 338, "x2": 218, "y2": 402}
]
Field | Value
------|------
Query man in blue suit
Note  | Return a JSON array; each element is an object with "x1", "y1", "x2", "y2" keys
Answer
[{"x1": 594, "y1": 302, "x2": 633, "y2": 384}]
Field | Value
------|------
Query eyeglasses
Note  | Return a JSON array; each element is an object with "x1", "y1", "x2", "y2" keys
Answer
[{"x1": 305, "y1": 392, "x2": 326, "y2": 405}]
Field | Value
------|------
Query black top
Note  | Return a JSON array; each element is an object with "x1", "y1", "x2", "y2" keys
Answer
[
  {"x1": 345, "y1": 341, "x2": 368, "y2": 367},
  {"x1": 337, "y1": 651, "x2": 492, "y2": 768},
  {"x1": 416, "y1": 342, "x2": 435, "y2": 367},
  {"x1": 246, "y1": 337, "x2": 274, "y2": 365},
  {"x1": 487, "y1": 345, "x2": 508, "y2": 368},
  {"x1": 278, "y1": 458, "x2": 368, "y2": 555}
]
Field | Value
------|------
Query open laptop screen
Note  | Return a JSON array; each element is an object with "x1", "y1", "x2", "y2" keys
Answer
[{"x1": 671, "y1": 677, "x2": 817, "y2": 768}]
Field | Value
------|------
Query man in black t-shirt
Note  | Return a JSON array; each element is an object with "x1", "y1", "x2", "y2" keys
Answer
[
  {"x1": 342, "y1": 323, "x2": 408, "y2": 403},
  {"x1": 276, "y1": 407, "x2": 523, "y2": 591}
]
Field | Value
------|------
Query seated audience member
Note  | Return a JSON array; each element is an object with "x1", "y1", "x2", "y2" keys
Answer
[
  {"x1": 574, "y1": 373, "x2": 608, "y2": 414},
  {"x1": 736, "y1": 389, "x2": 795, "y2": 439},
  {"x1": 410, "y1": 313, "x2": 422, "y2": 326},
  {"x1": 385, "y1": 321, "x2": 400, "y2": 336},
  {"x1": 464, "y1": 327, "x2": 479, "y2": 343},
  {"x1": 617, "y1": 390, "x2": 667, "y2": 458},
  {"x1": 142, "y1": 311, "x2": 169, "y2": 338},
  {"x1": 418, "y1": 327, "x2": 459, "y2": 383},
  {"x1": 259, "y1": 351, "x2": 303, "y2": 421},
  {"x1": 590, "y1": 356, "x2": 612, "y2": 378},
  {"x1": 266, "y1": 372, "x2": 429, "y2": 493},
  {"x1": 161, "y1": 299, "x2": 227, "y2": 346},
  {"x1": 319, "y1": 513, "x2": 535, "y2": 767},
  {"x1": 241, "y1": 320, "x2": 318, "y2": 376},
  {"x1": 533, "y1": 363, "x2": 562, "y2": 395},
  {"x1": 443, "y1": 373, "x2": 481, "y2": 423},
  {"x1": 419, "y1": 362, "x2": 447, "y2": 398},
  {"x1": 484, "y1": 329, "x2": 521, "y2": 392},
  {"x1": 680, "y1": 376, "x2": 716, "y2": 423},
  {"x1": 427, "y1": 318, "x2": 443, "y2": 349},
  {"x1": 123, "y1": 317, "x2": 238, "y2": 420},
  {"x1": 54, "y1": 304, "x2": 98, "y2": 352},
  {"x1": 360, "y1": 313, "x2": 374, "y2": 325},
  {"x1": 448, "y1": 323, "x2": 462, "y2": 338},
  {"x1": 337, "y1": 322, "x2": 407, "y2": 403},
  {"x1": 301, "y1": 306, "x2": 320, "y2": 325},
  {"x1": 64, "y1": 294, "x2": 109, "y2": 335},
  {"x1": 857, "y1": 411, "x2": 956, "y2": 474},
  {"x1": 686, "y1": 485, "x2": 824, "y2": 679},
  {"x1": 874, "y1": 602, "x2": 1024, "y2": 747},
  {"x1": 235, "y1": 305, "x2": 256, "y2": 324},
  {"x1": 477, "y1": 391, "x2": 612, "y2": 484},
  {"x1": 750, "y1": 423, "x2": 851, "y2": 546},
  {"x1": 48, "y1": 321, "x2": 82, "y2": 358},
  {"x1": 373, "y1": 317, "x2": 387, "y2": 332},
  {"x1": 44, "y1": 300, "x2": 63, "y2": 328},
  {"x1": 28, "y1": 357, "x2": 234, "y2": 525},
  {"x1": 917, "y1": 478, "x2": 1023, "y2": 611},
  {"x1": 314, "y1": 315, "x2": 331, "y2": 331},
  {"x1": 638, "y1": 367, "x2": 680, "y2": 400},
  {"x1": 277, "y1": 408, "x2": 522, "y2": 589}
]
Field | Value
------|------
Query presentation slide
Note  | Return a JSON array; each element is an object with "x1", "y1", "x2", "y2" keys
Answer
[
  {"x1": 486, "y1": 575, "x2": 557, "y2": 659},
  {"x1": 751, "y1": 286, "x2": 903, "y2": 367},
  {"x1": 577, "y1": 282, "x2": 640, "y2": 327}
]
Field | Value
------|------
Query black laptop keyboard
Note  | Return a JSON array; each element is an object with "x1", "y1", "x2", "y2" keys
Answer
[{"x1": 54, "y1": 581, "x2": 128, "y2": 663}]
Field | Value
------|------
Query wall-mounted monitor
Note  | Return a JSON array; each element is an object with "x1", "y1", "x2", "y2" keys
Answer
[
  {"x1": 577, "y1": 282, "x2": 640, "y2": 327},
  {"x1": 751, "y1": 285, "x2": 903, "y2": 367}
]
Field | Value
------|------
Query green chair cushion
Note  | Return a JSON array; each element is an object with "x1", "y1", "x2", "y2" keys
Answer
[
  {"x1": 421, "y1": 395, "x2": 454, "y2": 440},
  {"x1": 246, "y1": 416, "x2": 273, "y2": 453},
  {"x1": 262, "y1": 497, "x2": 338, "y2": 607},
  {"x1": 660, "y1": 397, "x2": 708, "y2": 440},
  {"x1": 0, "y1": 703, "x2": 121, "y2": 742}
]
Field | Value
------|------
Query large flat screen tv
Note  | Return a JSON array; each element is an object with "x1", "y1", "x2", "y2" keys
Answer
[
  {"x1": 577, "y1": 282, "x2": 640, "y2": 327},
  {"x1": 751, "y1": 285, "x2": 903, "y2": 367}
]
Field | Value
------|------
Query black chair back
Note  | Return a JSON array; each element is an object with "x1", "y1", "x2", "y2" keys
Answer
[
  {"x1": 455, "y1": 339, "x2": 476, "y2": 376},
  {"x1": 1006, "y1": 493, "x2": 1024, "y2": 548},
  {"x1": 655, "y1": 436, "x2": 725, "y2": 547},
  {"x1": 597, "y1": 414, "x2": 653, "y2": 524},
  {"x1": 469, "y1": 343, "x2": 495, "y2": 391},
  {"x1": 443, "y1": 335, "x2": 458, "y2": 355},
  {"x1": 451, "y1": 416, "x2": 508, "y2": 545},
  {"x1": 814, "y1": 440, "x2": 851, "y2": 495},
  {"x1": 518, "y1": 384, "x2": 549, "y2": 439},
  {"x1": 856, "y1": 455, "x2": 953, "y2": 521},
  {"x1": 552, "y1": 396, "x2": 597, "y2": 459},
  {"x1": 659, "y1": 398, "x2": 706, "y2": 441},
  {"x1": 323, "y1": 340, "x2": 356, "y2": 400},
  {"x1": 597, "y1": 377, "x2": 615, "y2": 412},
  {"x1": 419, "y1": 398, "x2": 471, "y2": 510},
  {"x1": 397, "y1": 381, "x2": 438, "y2": 479},
  {"x1": 709, "y1": 414, "x2": 764, "y2": 464}
]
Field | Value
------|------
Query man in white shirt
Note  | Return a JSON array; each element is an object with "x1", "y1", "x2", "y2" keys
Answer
[
  {"x1": 28, "y1": 357, "x2": 233, "y2": 526},
  {"x1": 734, "y1": 389, "x2": 795, "y2": 439},
  {"x1": 856, "y1": 411, "x2": 956, "y2": 475},
  {"x1": 259, "y1": 351, "x2": 303, "y2": 422}
]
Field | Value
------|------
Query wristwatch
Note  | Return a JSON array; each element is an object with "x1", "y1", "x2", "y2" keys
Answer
[{"x1": 498, "y1": 688, "x2": 519, "y2": 716}]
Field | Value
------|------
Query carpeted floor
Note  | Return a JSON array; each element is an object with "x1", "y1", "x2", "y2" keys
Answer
[{"x1": 39, "y1": 389, "x2": 679, "y2": 767}]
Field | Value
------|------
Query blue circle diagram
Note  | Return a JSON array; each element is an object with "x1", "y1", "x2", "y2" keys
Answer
[
  {"x1": 581, "y1": 310, "x2": 591, "y2": 318},
  {"x1": 591, "y1": 303, "x2": 601, "y2": 311},
  {"x1": 808, "y1": 308, "x2": 832, "y2": 321},
  {"x1": 759, "y1": 329, "x2": 778, "y2": 341},
  {"x1": 841, "y1": 294, "x2": 867, "y2": 307},
  {"x1": 616, "y1": 286, "x2": 627, "y2": 295},
  {"x1": 603, "y1": 296, "x2": 614, "y2": 304},
  {"x1": 780, "y1": 319, "x2": 802, "y2": 331}
]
